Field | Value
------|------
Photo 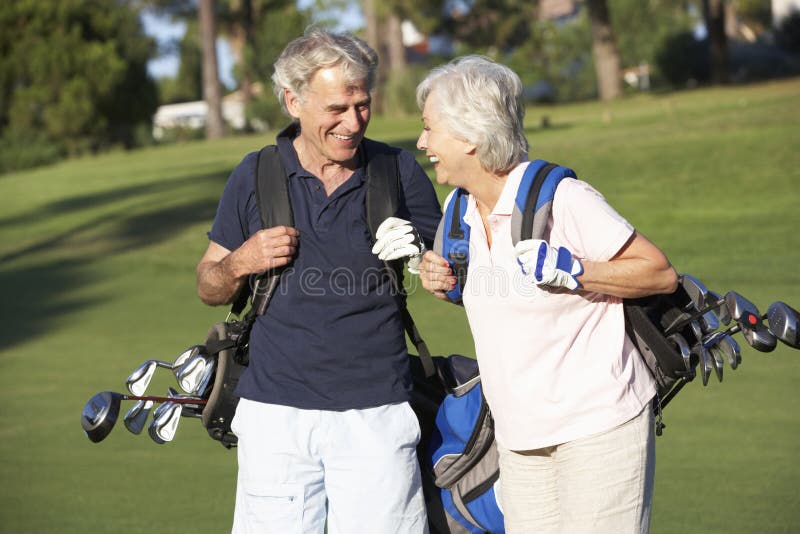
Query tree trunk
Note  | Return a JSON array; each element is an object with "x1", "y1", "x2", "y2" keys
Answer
[
  {"x1": 586, "y1": 0, "x2": 623, "y2": 101},
  {"x1": 199, "y1": 0, "x2": 225, "y2": 139},
  {"x1": 703, "y1": 0, "x2": 730, "y2": 84},
  {"x1": 362, "y1": 0, "x2": 384, "y2": 113},
  {"x1": 386, "y1": 13, "x2": 407, "y2": 73}
]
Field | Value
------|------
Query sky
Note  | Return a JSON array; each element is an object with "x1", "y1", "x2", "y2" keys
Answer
[{"x1": 141, "y1": 1, "x2": 364, "y2": 89}]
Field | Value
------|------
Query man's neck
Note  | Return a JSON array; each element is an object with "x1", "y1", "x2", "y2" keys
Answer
[{"x1": 293, "y1": 136, "x2": 359, "y2": 196}]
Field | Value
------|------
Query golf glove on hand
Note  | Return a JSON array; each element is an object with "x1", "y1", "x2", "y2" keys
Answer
[
  {"x1": 371, "y1": 217, "x2": 425, "y2": 273},
  {"x1": 515, "y1": 239, "x2": 583, "y2": 291}
]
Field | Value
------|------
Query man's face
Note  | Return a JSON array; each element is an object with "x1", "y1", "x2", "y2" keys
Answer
[{"x1": 285, "y1": 65, "x2": 371, "y2": 167}]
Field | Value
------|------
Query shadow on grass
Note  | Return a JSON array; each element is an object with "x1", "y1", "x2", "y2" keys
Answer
[
  {"x1": 0, "y1": 259, "x2": 104, "y2": 353},
  {"x1": 0, "y1": 170, "x2": 230, "y2": 351}
]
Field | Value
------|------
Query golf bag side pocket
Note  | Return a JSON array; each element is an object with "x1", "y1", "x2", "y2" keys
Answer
[
  {"x1": 201, "y1": 322, "x2": 247, "y2": 448},
  {"x1": 430, "y1": 378, "x2": 504, "y2": 534}
]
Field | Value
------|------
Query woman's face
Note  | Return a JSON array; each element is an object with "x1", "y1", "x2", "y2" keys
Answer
[{"x1": 417, "y1": 90, "x2": 474, "y2": 187}]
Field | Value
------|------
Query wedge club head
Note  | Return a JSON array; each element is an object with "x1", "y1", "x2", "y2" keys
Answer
[
  {"x1": 123, "y1": 399, "x2": 154, "y2": 435},
  {"x1": 766, "y1": 301, "x2": 800, "y2": 349}
]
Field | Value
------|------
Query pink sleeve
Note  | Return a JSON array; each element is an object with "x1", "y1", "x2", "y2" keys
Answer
[{"x1": 550, "y1": 179, "x2": 635, "y2": 261}]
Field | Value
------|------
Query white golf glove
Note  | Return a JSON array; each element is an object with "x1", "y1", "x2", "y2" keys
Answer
[
  {"x1": 371, "y1": 217, "x2": 425, "y2": 274},
  {"x1": 515, "y1": 239, "x2": 583, "y2": 291}
]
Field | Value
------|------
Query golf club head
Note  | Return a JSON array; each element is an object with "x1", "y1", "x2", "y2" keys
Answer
[
  {"x1": 680, "y1": 274, "x2": 712, "y2": 310},
  {"x1": 716, "y1": 334, "x2": 741, "y2": 369},
  {"x1": 766, "y1": 301, "x2": 800, "y2": 349},
  {"x1": 667, "y1": 333, "x2": 695, "y2": 377},
  {"x1": 173, "y1": 345, "x2": 204, "y2": 380},
  {"x1": 81, "y1": 391, "x2": 123, "y2": 443},
  {"x1": 126, "y1": 361, "x2": 157, "y2": 397},
  {"x1": 700, "y1": 311, "x2": 720, "y2": 334},
  {"x1": 743, "y1": 325, "x2": 777, "y2": 353},
  {"x1": 176, "y1": 354, "x2": 208, "y2": 394},
  {"x1": 724, "y1": 291, "x2": 762, "y2": 331},
  {"x1": 123, "y1": 399, "x2": 154, "y2": 435},
  {"x1": 693, "y1": 344, "x2": 713, "y2": 386},
  {"x1": 707, "y1": 345, "x2": 724, "y2": 382},
  {"x1": 689, "y1": 320, "x2": 704, "y2": 345},
  {"x1": 709, "y1": 291, "x2": 731, "y2": 325},
  {"x1": 148, "y1": 402, "x2": 182, "y2": 444},
  {"x1": 194, "y1": 359, "x2": 217, "y2": 397}
]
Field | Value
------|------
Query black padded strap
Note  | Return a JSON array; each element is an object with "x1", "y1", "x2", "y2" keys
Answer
[
  {"x1": 520, "y1": 162, "x2": 558, "y2": 241},
  {"x1": 363, "y1": 142, "x2": 435, "y2": 378}
]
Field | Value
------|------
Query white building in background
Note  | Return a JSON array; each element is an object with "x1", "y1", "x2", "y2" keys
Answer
[
  {"x1": 773, "y1": 0, "x2": 800, "y2": 26},
  {"x1": 152, "y1": 89, "x2": 261, "y2": 139}
]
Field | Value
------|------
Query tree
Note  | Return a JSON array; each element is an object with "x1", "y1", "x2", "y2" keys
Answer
[
  {"x1": 586, "y1": 0, "x2": 623, "y2": 100},
  {"x1": 0, "y1": 0, "x2": 158, "y2": 171},
  {"x1": 158, "y1": 19, "x2": 203, "y2": 104},
  {"x1": 199, "y1": 0, "x2": 225, "y2": 139},
  {"x1": 703, "y1": 0, "x2": 730, "y2": 84}
]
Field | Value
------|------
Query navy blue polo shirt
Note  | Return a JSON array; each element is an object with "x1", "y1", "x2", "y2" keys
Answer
[{"x1": 207, "y1": 125, "x2": 441, "y2": 410}]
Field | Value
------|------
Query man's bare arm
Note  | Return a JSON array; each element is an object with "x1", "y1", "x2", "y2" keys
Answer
[{"x1": 196, "y1": 226, "x2": 299, "y2": 306}]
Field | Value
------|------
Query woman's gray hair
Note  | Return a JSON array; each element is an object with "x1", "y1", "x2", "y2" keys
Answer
[
  {"x1": 272, "y1": 27, "x2": 378, "y2": 115},
  {"x1": 416, "y1": 56, "x2": 528, "y2": 174}
]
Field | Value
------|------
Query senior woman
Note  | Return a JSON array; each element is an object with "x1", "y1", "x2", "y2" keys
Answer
[{"x1": 415, "y1": 56, "x2": 678, "y2": 533}]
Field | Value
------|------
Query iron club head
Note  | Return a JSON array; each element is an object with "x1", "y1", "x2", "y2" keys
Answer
[
  {"x1": 123, "y1": 399, "x2": 154, "y2": 435},
  {"x1": 148, "y1": 402, "x2": 182, "y2": 444}
]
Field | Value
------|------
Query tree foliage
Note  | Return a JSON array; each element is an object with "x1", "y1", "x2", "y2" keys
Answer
[{"x1": 0, "y1": 0, "x2": 158, "y2": 171}]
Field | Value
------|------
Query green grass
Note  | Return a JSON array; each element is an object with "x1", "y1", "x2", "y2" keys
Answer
[{"x1": 1, "y1": 78, "x2": 799, "y2": 533}]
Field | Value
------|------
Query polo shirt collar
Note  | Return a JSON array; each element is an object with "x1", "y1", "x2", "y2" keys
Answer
[
  {"x1": 275, "y1": 122, "x2": 366, "y2": 187},
  {"x1": 490, "y1": 160, "x2": 531, "y2": 216}
]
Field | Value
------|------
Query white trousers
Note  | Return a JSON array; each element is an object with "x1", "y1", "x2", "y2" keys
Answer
[
  {"x1": 498, "y1": 405, "x2": 655, "y2": 534},
  {"x1": 230, "y1": 399, "x2": 428, "y2": 534}
]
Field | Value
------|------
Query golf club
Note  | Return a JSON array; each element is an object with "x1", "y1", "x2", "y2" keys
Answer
[
  {"x1": 123, "y1": 399, "x2": 154, "y2": 434},
  {"x1": 126, "y1": 360, "x2": 174, "y2": 396},
  {"x1": 766, "y1": 301, "x2": 800, "y2": 349},
  {"x1": 81, "y1": 391, "x2": 207, "y2": 443},
  {"x1": 667, "y1": 333, "x2": 694, "y2": 376},
  {"x1": 148, "y1": 402, "x2": 182, "y2": 444}
]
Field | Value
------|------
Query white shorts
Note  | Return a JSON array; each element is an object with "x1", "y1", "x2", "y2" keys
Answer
[{"x1": 231, "y1": 399, "x2": 428, "y2": 534}]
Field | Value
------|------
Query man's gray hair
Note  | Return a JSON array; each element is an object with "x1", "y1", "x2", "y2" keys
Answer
[
  {"x1": 416, "y1": 56, "x2": 528, "y2": 174},
  {"x1": 273, "y1": 27, "x2": 378, "y2": 115}
]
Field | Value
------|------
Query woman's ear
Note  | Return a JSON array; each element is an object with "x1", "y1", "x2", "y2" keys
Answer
[{"x1": 463, "y1": 142, "x2": 477, "y2": 155}]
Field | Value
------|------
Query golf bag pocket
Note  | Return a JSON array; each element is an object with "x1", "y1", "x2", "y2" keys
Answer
[{"x1": 430, "y1": 379, "x2": 504, "y2": 534}]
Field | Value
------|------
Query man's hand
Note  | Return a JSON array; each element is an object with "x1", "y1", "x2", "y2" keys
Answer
[
  {"x1": 232, "y1": 225, "x2": 300, "y2": 276},
  {"x1": 418, "y1": 251, "x2": 455, "y2": 300},
  {"x1": 515, "y1": 239, "x2": 583, "y2": 291},
  {"x1": 371, "y1": 217, "x2": 425, "y2": 273}
]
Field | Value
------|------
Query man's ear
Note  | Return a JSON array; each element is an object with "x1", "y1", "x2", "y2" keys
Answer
[{"x1": 285, "y1": 88, "x2": 301, "y2": 119}]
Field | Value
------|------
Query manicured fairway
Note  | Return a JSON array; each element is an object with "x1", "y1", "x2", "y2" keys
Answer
[{"x1": 0, "y1": 77, "x2": 798, "y2": 533}]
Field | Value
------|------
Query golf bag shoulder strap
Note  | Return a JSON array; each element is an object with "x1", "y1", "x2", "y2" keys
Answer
[
  {"x1": 361, "y1": 139, "x2": 436, "y2": 377},
  {"x1": 434, "y1": 159, "x2": 576, "y2": 303}
]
